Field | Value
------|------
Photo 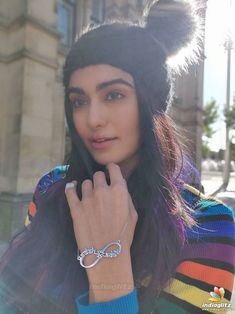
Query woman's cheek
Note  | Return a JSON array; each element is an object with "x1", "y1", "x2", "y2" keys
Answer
[{"x1": 73, "y1": 112, "x2": 83, "y2": 131}]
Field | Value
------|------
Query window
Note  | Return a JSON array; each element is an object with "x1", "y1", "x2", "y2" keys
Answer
[
  {"x1": 57, "y1": 0, "x2": 76, "y2": 47},
  {"x1": 90, "y1": 0, "x2": 105, "y2": 24}
]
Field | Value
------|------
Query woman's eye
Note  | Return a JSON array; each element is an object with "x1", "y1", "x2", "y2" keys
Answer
[
  {"x1": 106, "y1": 91, "x2": 125, "y2": 101},
  {"x1": 70, "y1": 97, "x2": 88, "y2": 108}
]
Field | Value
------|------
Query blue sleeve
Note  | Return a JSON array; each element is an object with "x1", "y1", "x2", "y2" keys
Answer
[{"x1": 75, "y1": 287, "x2": 139, "y2": 314}]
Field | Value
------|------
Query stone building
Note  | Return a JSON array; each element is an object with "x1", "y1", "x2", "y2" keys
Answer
[{"x1": 0, "y1": 0, "x2": 206, "y2": 240}]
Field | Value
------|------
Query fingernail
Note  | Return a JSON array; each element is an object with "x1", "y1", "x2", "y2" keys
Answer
[
  {"x1": 72, "y1": 180, "x2": 78, "y2": 186},
  {"x1": 65, "y1": 182, "x2": 75, "y2": 190}
]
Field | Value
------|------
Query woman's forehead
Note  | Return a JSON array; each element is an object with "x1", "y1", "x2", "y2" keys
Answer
[{"x1": 68, "y1": 64, "x2": 134, "y2": 88}]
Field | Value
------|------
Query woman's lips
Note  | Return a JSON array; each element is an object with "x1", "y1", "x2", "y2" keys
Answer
[{"x1": 90, "y1": 138, "x2": 117, "y2": 150}]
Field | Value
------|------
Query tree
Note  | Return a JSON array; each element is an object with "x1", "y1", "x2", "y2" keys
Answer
[
  {"x1": 219, "y1": 36, "x2": 233, "y2": 192},
  {"x1": 225, "y1": 96, "x2": 235, "y2": 162},
  {"x1": 202, "y1": 99, "x2": 219, "y2": 159},
  {"x1": 212, "y1": 95, "x2": 235, "y2": 195},
  {"x1": 224, "y1": 97, "x2": 235, "y2": 130}
]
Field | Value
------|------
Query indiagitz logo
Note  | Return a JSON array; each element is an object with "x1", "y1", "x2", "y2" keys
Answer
[
  {"x1": 201, "y1": 286, "x2": 232, "y2": 311},
  {"x1": 209, "y1": 287, "x2": 225, "y2": 302}
]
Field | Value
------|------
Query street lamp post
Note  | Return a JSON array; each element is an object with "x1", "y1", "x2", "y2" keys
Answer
[
  {"x1": 212, "y1": 0, "x2": 234, "y2": 195},
  {"x1": 213, "y1": 35, "x2": 233, "y2": 195},
  {"x1": 223, "y1": 36, "x2": 233, "y2": 191}
]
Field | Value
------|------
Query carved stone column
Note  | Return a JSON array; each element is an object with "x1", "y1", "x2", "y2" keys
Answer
[{"x1": 0, "y1": 0, "x2": 65, "y2": 239}]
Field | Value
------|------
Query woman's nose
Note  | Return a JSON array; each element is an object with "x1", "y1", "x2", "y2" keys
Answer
[{"x1": 86, "y1": 102, "x2": 107, "y2": 129}]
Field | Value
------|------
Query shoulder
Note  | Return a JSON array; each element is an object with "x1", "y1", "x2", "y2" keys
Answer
[
  {"x1": 182, "y1": 183, "x2": 234, "y2": 219},
  {"x1": 34, "y1": 165, "x2": 69, "y2": 196},
  {"x1": 182, "y1": 184, "x2": 235, "y2": 246},
  {"x1": 25, "y1": 165, "x2": 70, "y2": 226}
]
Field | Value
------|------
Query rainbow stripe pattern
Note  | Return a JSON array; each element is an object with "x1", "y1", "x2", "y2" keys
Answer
[
  {"x1": 150, "y1": 186, "x2": 235, "y2": 314},
  {"x1": 25, "y1": 167, "x2": 235, "y2": 313}
]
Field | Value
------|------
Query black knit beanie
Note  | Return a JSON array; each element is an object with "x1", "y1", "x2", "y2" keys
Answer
[{"x1": 63, "y1": 0, "x2": 203, "y2": 112}]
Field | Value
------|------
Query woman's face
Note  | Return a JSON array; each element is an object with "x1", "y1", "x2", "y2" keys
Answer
[{"x1": 68, "y1": 64, "x2": 140, "y2": 178}]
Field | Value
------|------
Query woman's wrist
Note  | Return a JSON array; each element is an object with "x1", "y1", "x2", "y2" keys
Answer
[
  {"x1": 88, "y1": 283, "x2": 135, "y2": 304},
  {"x1": 85, "y1": 247, "x2": 132, "y2": 275},
  {"x1": 86, "y1": 251, "x2": 134, "y2": 303},
  {"x1": 88, "y1": 272, "x2": 134, "y2": 304}
]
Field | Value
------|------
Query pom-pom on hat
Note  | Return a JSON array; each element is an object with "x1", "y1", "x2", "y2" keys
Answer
[
  {"x1": 145, "y1": 0, "x2": 202, "y2": 55},
  {"x1": 63, "y1": 0, "x2": 203, "y2": 112}
]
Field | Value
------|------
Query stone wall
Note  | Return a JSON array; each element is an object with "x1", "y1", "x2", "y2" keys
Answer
[
  {"x1": 0, "y1": 0, "x2": 66, "y2": 239},
  {"x1": 0, "y1": 0, "x2": 206, "y2": 241}
]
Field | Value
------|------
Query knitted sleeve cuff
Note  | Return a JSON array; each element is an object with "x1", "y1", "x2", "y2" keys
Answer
[{"x1": 75, "y1": 287, "x2": 139, "y2": 314}]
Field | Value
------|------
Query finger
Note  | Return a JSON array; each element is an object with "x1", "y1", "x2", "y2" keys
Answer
[
  {"x1": 106, "y1": 163, "x2": 126, "y2": 186},
  {"x1": 65, "y1": 181, "x2": 81, "y2": 219},
  {"x1": 81, "y1": 179, "x2": 93, "y2": 199},
  {"x1": 93, "y1": 171, "x2": 107, "y2": 189}
]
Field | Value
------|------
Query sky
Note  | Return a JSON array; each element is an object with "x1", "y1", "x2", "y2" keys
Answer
[{"x1": 203, "y1": 0, "x2": 235, "y2": 151}]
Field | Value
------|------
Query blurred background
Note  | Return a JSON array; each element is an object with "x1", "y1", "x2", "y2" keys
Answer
[{"x1": 0, "y1": 0, "x2": 234, "y2": 245}]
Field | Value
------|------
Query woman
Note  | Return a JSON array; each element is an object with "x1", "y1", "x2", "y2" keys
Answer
[{"x1": 0, "y1": 1, "x2": 234, "y2": 313}]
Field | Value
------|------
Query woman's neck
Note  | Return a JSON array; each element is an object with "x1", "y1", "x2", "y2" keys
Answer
[{"x1": 117, "y1": 152, "x2": 140, "y2": 180}]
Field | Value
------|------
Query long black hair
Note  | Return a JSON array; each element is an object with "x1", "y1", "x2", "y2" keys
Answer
[{"x1": 0, "y1": 1, "x2": 203, "y2": 313}]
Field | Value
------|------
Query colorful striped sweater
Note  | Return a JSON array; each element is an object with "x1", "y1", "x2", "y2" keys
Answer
[{"x1": 24, "y1": 166, "x2": 235, "y2": 314}]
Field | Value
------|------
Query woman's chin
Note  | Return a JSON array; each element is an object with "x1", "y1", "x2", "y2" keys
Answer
[{"x1": 95, "y1": 158, "x2": 121, "y2": 167}]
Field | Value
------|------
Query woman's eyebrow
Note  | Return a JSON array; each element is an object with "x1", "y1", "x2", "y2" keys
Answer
[
  {"x1": 67, "y1": 87, "x2": 85, "y2": 95},
  {"x1": 67, "y1": 78, "x2": 134, "y2": 96},
  {"x1": 96, "y1": 78, "x2": 134, "y2": 91}
]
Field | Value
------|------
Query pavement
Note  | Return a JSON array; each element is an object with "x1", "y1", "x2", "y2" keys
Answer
[
  {"x1": 202, "y1": 171, "x2": 235, "y2": 197},
  {"x1": 202, "y1": 171, "x2": 235, "y2": 212}
]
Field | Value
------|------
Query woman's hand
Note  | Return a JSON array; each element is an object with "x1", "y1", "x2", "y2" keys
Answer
[
  {"x1": 65, "y1": 163, "x2": 138, "y2": 302},
  {"x1": 65, "y1": 162, "x2": 138, "y2": 263}
]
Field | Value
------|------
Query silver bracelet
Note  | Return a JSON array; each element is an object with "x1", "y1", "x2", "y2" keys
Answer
[
  {"x1": 77, "y1": 240, "x2": 122, "y2": 268},
  {"x1": 77, "y1": 221, "x2": 128, "y2": 269}
]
